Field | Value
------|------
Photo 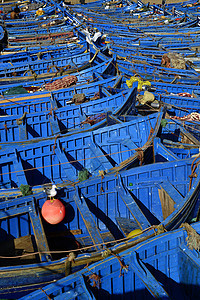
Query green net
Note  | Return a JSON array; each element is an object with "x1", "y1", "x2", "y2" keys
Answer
[
  {"x1": 78, "y1": 169, "x2": 90, "y2": 182},
  {"x1": 19, "y1": 184, "x2": 33, "y2": 196}
]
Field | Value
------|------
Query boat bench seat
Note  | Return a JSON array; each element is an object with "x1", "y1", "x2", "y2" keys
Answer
[
  {"x1": 178, "y1": 243, "x2": 200, "y2": 296},
  {"x1": 0, "y1": 235, "x2": 37, "y2": 265},
  {"x1": 0, "y1": 150, "x2": 28, "y2": 187},
  {"x1": 0, "y1": 192, "x2": 51, "y2": 262},
  {"x1": 159, "y1": 181, "x2": 184, "y2": 207},
  {"x1": 159, "y1": 181, "x2": 184, "y2": 220},
  {"x1": 107, "y1": 135, "x2": 141, "y2": 151}
]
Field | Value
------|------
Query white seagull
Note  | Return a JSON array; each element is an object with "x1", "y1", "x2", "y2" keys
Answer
[{"x1": 44, "y1": 184, "x2": 57, "y2": 200}]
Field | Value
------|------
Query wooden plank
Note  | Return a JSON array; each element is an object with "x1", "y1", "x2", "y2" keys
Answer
[
  {"x1": 29, "y1": 193, "x2": 52, "y2": 262},
  {"x1": 73, "y1": 187, "x2": 104, "y2": 251},
  {"x1": 159, "y1": 181, "x2": 184, "y2": 219},
  {"x1": 0, "y1": 235, "x2": 37, "y2": 265},
  {"x1": 107, "y1": 135, "x2": 140, "y2": 152},
  {"x1": 13, "y1": 149, "x2": 28, "y2": 186},
  {"x1": 130, "y1": 251, "x2": 169, "y2": 299},
  {"x1": 116, "y1": 176, "x2": 151, "y2": 230},
  {"x1": 80, "y1": 275, "x2": 96, "y2": 300},
  {"x1": 49, "y1": 115, "x2": 60, "y2": 135},
  {"x1": 88, "y1": 132, "x2": 114, "y2": 172},
  {"x1": 0, "y1": 93, "x2": 51, "y2": 104},
  {"x1": 154, "y1": 137, "x2": 179, "y2": 161},
  {"x1": 0, "y1": 235, "x2": 36, "y2": 259},
  {"x1": 18, "y1": 121, "x2": 27, "y2": 141},
  {"x1": 0, "y1": 192, "x2": 51, "y2": 262},
  {"x1": 115, "y1": 217, "x2": 140, "y2": 237},
  {"x1": 54, "y1": 140, "x2": 77, "y2": 181}
]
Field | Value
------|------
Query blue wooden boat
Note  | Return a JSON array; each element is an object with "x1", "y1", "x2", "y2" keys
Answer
[
  {"x1": 0, "y1": 74, "x2": 122, "y2": 115},
  {"x1": 117, "y1": 60, "x2": 199, "y2": 83},
  {"x1": 112, "y1": 114, "x2": 200, "y2": 160},
  {"x1": 0, "y1": 86, "x2": 137, "y2": 143},
  {"x1": 0, "y1": 151, "x2": 197, "y2": 298},
  {"x1": 6, "y1": 31, "x2": 78, "y2": 48},
  {"x1": 153, "y1": 92, "x2": 200, "y2": 110},
  {"x1": 108, "y1": 43, "x2": 196, "y2": 59},
  {"x1": 0, "y1": 3, "x2": 199, "y2": 298},
  {"x1": 7, "y1": 23, "x2": 72, "y2": 37},
  {"x1": 0, "y1": 50, "x2": 115, "y2": 89},
  {"x1": 19, "y1": 221, "x2": 200, "y2": 300},
  {"x1": 7, "y1": 28, "x2": 75, "y2": 45},
  {"x1": 119, "y1": 65, "x2": 200, "y2": 86},
  {"x1": 154, "y1": 137, "x2": 200, "y2": 161},
  {"x1": 0, "y1": 41, "x2": 87, "y2": 60},
  {"x1": 149, "y1": 81, "x2": 200, "y2": 97},
  {"x1": 168, "y1": 118, "x2": 200, "y2": 142},
  {"x1": 0, "y1": 48, "x2": 106, "y2": 84},
  {"x1": 137, "y1": 90, "x2": 200, "y2": 118},
  {"x1": 159, "y1": 117, "x2": 200, "y2": 142},
  {"x1": 0, "y1": 110, "x2": 163, "y2": 189},
  {"x1": 0, "y1": 51, "x2": 92, "y2": 79},
  {"x1": 0, "y1": 155, "x2": 198, "y2": 298},
  {"x1": 0, "y1": 42, "x2": 87, "y2": 64}
]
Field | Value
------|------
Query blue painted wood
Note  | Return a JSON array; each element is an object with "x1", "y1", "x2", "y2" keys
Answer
[
  {"x1": 115, "y1": 217, "x2": 140, "y2": 236},
  {"x1": 73, "y1": 187, "x2": 105, "y2": 251},
  {"x1": 54, "y1": 140, "x2": 77, "y2": 181},
  {"x1": 1, "y1": 2, "x2": 200, "y2": 298},
  {"x1": 13, "y1": 150, "x2": 28, "y2": 186},
  {"x1": 0, "y1": 156, "x2": 197, "y2": 298},
  {"x1": 0, "y1": 84, "x2": 138, "y2": 143},
  {"x1": 0, "y1": 52, "x2": 91, "y2": 79},
  {"x1": 0, "y1": 54, "x2": 114, "y2": 90},
  {"x1": 159, "y1": 119, "x2": 200, "y2": 149},
  {"x1": 0, "y1": 192, "x2": 50, "y2": 262},
  {"x1": 0, "y1": 75, "x2": 120, "y2": 115},
  {"x1": 118, "y1": 59, "x2": 198, "y2": 78},
  {"x1": 0, "y1": 26, "x2": 5, "y2": 41},
  {"x1": 151, "y1": 81, "x2": 200, "y2": 97},
  {"x1": 49, "y1": 114, "x2": 60, "y2": 136},
  {"x1": 129, "y1": 251, "x2": 169, "y2": 299},
  {"x1": 159, "y1": 181, "x2": 184, "y2": 206},
  {"x1": 0, "y1": 112, "x2": 162, "y2": 188},
  {"x1": 18, "y1": 120, "x2": 27, "y2": 141},
  {"x1": 178, "y1": 243, "x2": 200, "y2": 290},
  {"x1": 0, "y1": 42, "x2": 86, "y2": 65},
  {"x1": 116, "y1": 176, "x2": 151, "y2": 230},
  {"x1": 26, "y1": 193, "x2": 52, "y2": 263},
  {"x1": 88, "y1": 132, "x2": 114, "y2": 172},
  {"x1": 160, "y1": 140, "x2": 200, "y2": 160},
  {"x1": 154, "y1": 137, "x2": 180, "y2": 162},
  {"x1": 118, "y1": 63, "x2": 200, "y2": 85},
  {"x1": 19, "y1": 222, "x2": 200, "y2": 300}
]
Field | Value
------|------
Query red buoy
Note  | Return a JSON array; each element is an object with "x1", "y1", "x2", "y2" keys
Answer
[{"x1": 41, "y1": 199, "x2": 65, "y2": 224}]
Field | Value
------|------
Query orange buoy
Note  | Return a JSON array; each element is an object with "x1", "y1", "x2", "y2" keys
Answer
[{"x1": 41, "y1": 199, "x2": 65, "y2": 224}]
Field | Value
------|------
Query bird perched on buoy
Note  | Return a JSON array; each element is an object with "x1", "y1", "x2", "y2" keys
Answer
[
  {"x1": 43, "y1": 184, "x2": 57, "y2": 200},
  {"x1": 42, "y1": 184, "x2": 65, "y2": 225}
]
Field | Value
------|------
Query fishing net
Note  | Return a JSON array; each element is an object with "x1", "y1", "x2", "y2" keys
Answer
[
  {"x1": 81, "y1": 113, "x2": 106, "y2": 126},
  {"x1": 181, "y1": 223, "x2": 200, "y2": 251},
  {"x1": 161, "y1": 52, "x2": 186, "y2": 69},
  {"x1": 78, "y1": 169, "x2": 90, "y2": 182},
  {"x1": 137, "y1": 91, "x2": 155, "y2": 105},
  {"x1": 45, "y1": 75, "x2": 78, "y2": 91},
  {"x1": 170, "y1": 112, "x2": 200, "y2": 121},
  {"x1": 72, "y1": 93, "x2": 86, "y2": 104},
  {"x1": 19, "y1": 184, "x2": 33, "y2": 197},
  {"x1": 3, "y1": 85, "x2": 28, "y2": 95}
]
